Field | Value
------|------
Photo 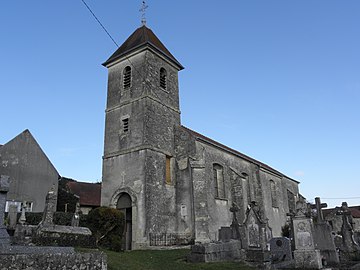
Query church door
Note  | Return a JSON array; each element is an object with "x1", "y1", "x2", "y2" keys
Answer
[{"x1": 116, "y1": 193, "x2": 132, "y2": 250}]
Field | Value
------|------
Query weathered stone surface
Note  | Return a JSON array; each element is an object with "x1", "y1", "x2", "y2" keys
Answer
[
  {"x1": 245, "y1": 249, "x2": 270, "y2": 262},
  {"x1": 34, "y1": 224, "x2": 94, "y2": 248},
  {"x1": 37, "y1": 224, "x2": 92, "y2": 235},
  {"x1": 293, "y1": 249, "x2": 322, "y2": 269},
  {"x1": 0, "y1": 245, "x2": 74, "y2": 255},
  {"x1": 218, "y1": 227, "x2": 232, "y2": 242},
  {"x1": 8, "y1": 204, "x2": 17, "y2": 230},
  {"x1": 188, "y1": 240, "x2": 244, "y2": 263},
  {"x1": 0, "y1": 251, "x2": 107, "y2": 270},
  {"x1": 40, "y1": 189, "x2": 57, "y2": 226},
  {"x1": 269, "y1": 237, "x2": 292, "y2": 262},
  {"x1": 313, "y1": 222, "x2": 339, "y2": 264},
  {"x1": 291, "y1": 201, "x2": 323, "y2": 269}
]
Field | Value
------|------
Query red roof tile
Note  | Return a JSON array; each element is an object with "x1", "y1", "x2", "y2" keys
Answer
[
  {"x1": 67, "y1": 181, "x2": 101, "y2": 207},
  {"x1": 323, "y1": 205, "x2": 360, "y2": 218}
]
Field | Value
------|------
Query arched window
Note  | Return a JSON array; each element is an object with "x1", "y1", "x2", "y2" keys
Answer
[
  {"x1": 213, "y1": 164, "x2": 225, "y2": 198},
  {"x1": 117, "y1": 193, "x2": 132, "y2": 209},
  {"x1": 123, "y1": 66, "x2": 132, "y2": 89},
  {"x1": 160, "y1": 67, "x2": 167, "y2": 90},
  {"x1": 270, "y1": 180, "x2": 278, "y2": 207}
]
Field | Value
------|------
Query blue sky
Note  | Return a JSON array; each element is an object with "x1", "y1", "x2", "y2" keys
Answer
[{"x1": 1, "y1": 1, "x2": 359, "y2": 208}]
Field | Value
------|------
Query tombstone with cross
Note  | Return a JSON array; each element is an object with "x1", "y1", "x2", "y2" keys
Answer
[
  {"x1": 310, "y1": 197, "x2": 327, "y2": 224},
  {"x1": 291, "y1": 197, "x2": 323, "y2": 268},
  {"x1": 229, "y1": 202, "x2": 241, "y2": 242},
  {"x1": 310, "y1": 197, "x2": 340, "y2": 264}
]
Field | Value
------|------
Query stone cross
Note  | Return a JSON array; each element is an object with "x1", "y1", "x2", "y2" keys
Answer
[
  {"x1": 310, "y1": 197, "x2": 327, "y2": 223},
  {"x1": 0, "y1": 175, "x2": 11, "y2": 246}
]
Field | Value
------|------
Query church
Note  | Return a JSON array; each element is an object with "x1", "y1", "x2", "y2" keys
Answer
[{"x1": 100, "y1": 24, "x2": 300, "y2": 250}]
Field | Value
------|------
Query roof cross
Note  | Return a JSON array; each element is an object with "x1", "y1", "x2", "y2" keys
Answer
[{"x1": 139, "y1": 1, "x2": 148, "y2": 26}]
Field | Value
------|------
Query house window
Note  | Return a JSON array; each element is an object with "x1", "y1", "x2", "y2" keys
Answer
[
  {"x1": 270, "y1": 180, "x2": 278, "y2": 208},
  {"x1": 213, "y1": 164, "x2": 225, "y2": 198},
  {"x1": 160, "y1": 67, "x2": 167, "y2": 90},
  {"x1": 165, "y1": 156, "x2": 171, "y2": 184},
  {"x1": 122, "y1": 118, "x2": 129, "y2": 133},
  {"x1": 123, "y1": 66, "x2": 132, "y2": 89}
]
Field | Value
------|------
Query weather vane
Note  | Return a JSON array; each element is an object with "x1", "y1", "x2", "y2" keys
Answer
[{"x1": 139, "y1": 1, "x2": 148, "y2": 26}]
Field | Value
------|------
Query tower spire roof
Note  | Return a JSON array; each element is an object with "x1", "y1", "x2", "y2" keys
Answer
[{"x1": 103, "y1": 25, "x2": 183, "y2": 70}]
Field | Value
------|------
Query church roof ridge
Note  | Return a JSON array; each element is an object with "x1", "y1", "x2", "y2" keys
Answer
[
  {"x1": 181, "y1": 125, "x2": 299, "y2": 183},
  {"x1": 103, "y1": 25, "x2": 183, "y2": 69}
]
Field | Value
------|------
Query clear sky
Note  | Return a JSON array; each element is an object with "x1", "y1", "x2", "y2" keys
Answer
[{"x1": 1, "y1": 1, "x2": 359, "y2": 208}]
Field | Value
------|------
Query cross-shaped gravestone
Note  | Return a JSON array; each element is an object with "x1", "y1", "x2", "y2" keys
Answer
[
  {"x1": 310, "y1": 197, "x2": 327, "y2": 223},
  {"x1": 229, "y1": 202, "x2": 241, "y2": 241}
]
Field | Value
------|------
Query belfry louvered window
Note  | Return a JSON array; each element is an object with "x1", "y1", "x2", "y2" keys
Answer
[
  {"x1": 122, "y1": 118, "x2": 129, "y2": 133},
  {"x1": 123, "y1": 66, "x2": 132, "y2": 89},
  {"x1": 160, "y1": 67, "x2": 167, "y2": 90}
]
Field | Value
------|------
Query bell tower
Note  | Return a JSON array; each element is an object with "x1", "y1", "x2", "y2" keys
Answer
[{"x1": 101, "y1": 25, "x2": 184, "y2": 249}]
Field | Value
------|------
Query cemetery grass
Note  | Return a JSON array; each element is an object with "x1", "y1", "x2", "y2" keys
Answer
[{"x1": 103, "y1": 248, "x2": 255, "y2": 270}]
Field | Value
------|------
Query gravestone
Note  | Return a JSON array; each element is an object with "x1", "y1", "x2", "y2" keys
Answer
[
  {"x1": 229, "y1": 202, "x2": 241, "y2": 243},
  {"x1": 311, "y1": 197, "x2": 339, "y2": 265},
  {"x1": 336, "y1": 202, "x2": 360, "y2": 261},
  {"x1": 40, "y1": 188, "x2": 57, "y2": 226},
  {"x1": 8, "y1": 204, "x2": 18, "y2": 230},
  {"x1": 292, "y1": 200, "x2": 322, "y2": 269},
  {"x1": 269, "y1": 237, "x2": 292, "y2": 262},
  {"x1": 218, "y1": 227, "x2": 232, "y2": 242},
  {"x1": 0, "y1": 175, "x2": 11, "y2": 247},
  {"x1": 18, "y1": 202, "x2": 26, "y2": 225},
  {"x1": 242, "y1": 201, "x2": 271, "y2": 262},
  {"x1": 71, "y1": 202, "x2": 81, "y2": 227},
  {"x1": 35, "y1": 189, "x2": 92, "y2": 247}
]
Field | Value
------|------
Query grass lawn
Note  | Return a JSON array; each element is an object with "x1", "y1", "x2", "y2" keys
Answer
[{"x1": 103, "y1": 248, "x2": 255, "y2": 270}]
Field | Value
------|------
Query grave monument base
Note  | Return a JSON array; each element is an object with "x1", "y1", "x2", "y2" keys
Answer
[{"x1": 294, "y1": 249, "x2": 322, "y2": 269}]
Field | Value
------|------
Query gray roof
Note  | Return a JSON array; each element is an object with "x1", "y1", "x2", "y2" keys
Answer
[
  {"x1": 103, "y1": 25, "x2": 183, "y2": 69},
  {"x1": 182, "y1": 126, "x2": 299, "y2": 183}
]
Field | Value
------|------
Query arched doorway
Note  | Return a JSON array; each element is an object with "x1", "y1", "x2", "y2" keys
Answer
[{"x1": 116, "y1": 193, "x2": 132, "y2": 250}]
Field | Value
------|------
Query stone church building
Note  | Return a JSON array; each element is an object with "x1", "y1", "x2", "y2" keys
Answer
[{"x1": 101, "y1": 25, "x2": 300, "y2": 250}]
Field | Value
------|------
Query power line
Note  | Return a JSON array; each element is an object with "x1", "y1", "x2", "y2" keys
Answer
[
  {"x1": 79, "y1": 1, "x2": 163, "y2": 100},
  {"x1": 322, "y1": 197, "x2": 360, "y2": 200},
  {"x1": 80, "y1": 0, "x2": 119, "y2": 47}
]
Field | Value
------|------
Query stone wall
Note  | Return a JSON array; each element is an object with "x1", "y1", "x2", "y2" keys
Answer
[{"x1": 0, "y1": 251, "x2": 107, "y2": 270}]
